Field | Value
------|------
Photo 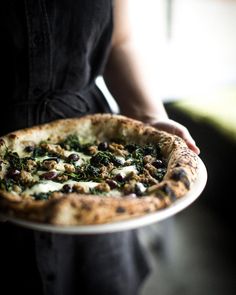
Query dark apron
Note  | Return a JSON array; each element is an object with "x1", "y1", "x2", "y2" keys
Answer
[
  {"x1": 0, "y1": 87, "x2": 150, "y2": 295},
  {"x1": 0, "y1": 1, "x2": 150, "y2": 294}
]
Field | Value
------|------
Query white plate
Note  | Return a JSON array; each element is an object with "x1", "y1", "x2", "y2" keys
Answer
[{"x1": 0, "y1": 157, "x2": 207, "y2": 234}]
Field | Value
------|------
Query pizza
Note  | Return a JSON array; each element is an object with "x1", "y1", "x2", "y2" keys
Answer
[{"x1": 0, "y1": 114, "x2": 199, "y2": 225}]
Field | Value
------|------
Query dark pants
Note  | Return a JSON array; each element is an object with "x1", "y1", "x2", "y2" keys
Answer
[{"x1": 0, "y1": 222, "x2": 149, "y2": 295}]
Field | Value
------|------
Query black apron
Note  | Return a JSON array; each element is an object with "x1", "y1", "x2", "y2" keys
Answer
[{"x1": 0, "y1": 1, "x2": 149, "y2": 295}]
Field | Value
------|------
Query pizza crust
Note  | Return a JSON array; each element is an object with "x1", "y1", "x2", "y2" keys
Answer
[{"x1": 0, "y1": 114, "x2": 199, "y2": 225}]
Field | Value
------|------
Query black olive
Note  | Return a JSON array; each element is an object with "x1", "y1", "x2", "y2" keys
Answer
[
  {"x1": 24, "y1": 145, "x2": 34, "y2": 153},
  {"x1": 134, "y1": 183, "x2": 146, "y2": 197},
  {"x1": 144, "y1": 146, "x2": 155, "y2": 155},
  {"x1": 43, "y1": 157, "x2": 60, "y2": 163},
  {"x1": 41, "y1": 171, "x2": 57, "y2": 180},
  {"x1": 152, "y1": 160, "x2": 165, "y2": 168},
  {"x1": 115, "y1": 173, "x2": 126, "y2": 182},
  {"x1": 67, "y1": 153, "x2": 80, "y2": 162},
  {"x1": 8, "y1": 169, "x2": 21, "y2": 179},
  {"x1": 62, "y1": 184, "x2": 72, "y2": 193},
  {"x1": 125, "y1": 144, "x2": 137, "y2": 153},
  {"x1": 106, "y1": 179, "x2": 118, "y2": 189},
  {"x1": 98, "y1": 142, "x2": 108, "y2": 151}
]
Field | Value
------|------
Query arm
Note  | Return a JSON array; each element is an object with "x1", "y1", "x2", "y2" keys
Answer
[{"x1": 104, "y1": 0, "x2": 200, "y2": 154}]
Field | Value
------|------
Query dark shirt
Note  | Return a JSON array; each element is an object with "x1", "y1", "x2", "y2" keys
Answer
[
  {"x1": 0, "y1": 1, "x2": 150, "y2": 294},
  {"x1": 1, "y1": 0, "x2": 112, "y2": 135}
]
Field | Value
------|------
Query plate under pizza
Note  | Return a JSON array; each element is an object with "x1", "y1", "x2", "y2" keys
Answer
[{"x1": 0, "y1": 114, "x2": 207, "y2": 234}]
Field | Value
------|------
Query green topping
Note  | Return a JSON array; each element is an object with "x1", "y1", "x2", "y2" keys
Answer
[
  {"x1": 32, "y1": 146, "x2": 47, "y2": 158},
  {"x1": 60, "y1": 134, "x2": 81, "y2": 151},
  {"x1": 90, "y1": 151, "x2": 122, "y2": 167},
  {"x1": 89, "y1": 187, "x2": 105, "y2": 195},
  {"x1": 65, "y1": 164, "x2": 102, "y2": 182},
  {"x1": 155, "y1": 168, "x2": 167, "y2": 181},
  {"x1": 4, "y1": 151, "x2": 25, "y2": 170},
  {"x1": 130, "y1": 144, "x2": 162, "y2": 173},
  {"x1": 0, "y1": 178, "x2": 16, "y2": 192},
  {"x1": 2, "y1": 134, "x2": 167, "y2": 200},
  {"x1": 33, "y1": 192, "x2": 51, "y2": 200}
]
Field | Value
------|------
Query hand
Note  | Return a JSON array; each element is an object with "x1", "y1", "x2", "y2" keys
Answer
[{"x1": 150, "y1": 119, "x2": 200, "y2": 155}]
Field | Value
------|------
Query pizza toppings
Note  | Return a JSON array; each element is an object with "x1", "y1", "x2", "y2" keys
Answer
[
  {"x1": 0, "y1": 115, "x2": 200, "y2": 226},
  {"x1": 0, "y1": 134, "x2": 168, "y2": 200}
]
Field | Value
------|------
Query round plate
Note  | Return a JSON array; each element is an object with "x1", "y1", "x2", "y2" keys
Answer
[{"x1": 0, "y1": 157, "x2": 207, "y2": 234}]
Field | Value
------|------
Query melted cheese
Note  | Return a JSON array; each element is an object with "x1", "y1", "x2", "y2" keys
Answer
[
  {"x1": 115, "y1": 156, "x2": 126, "y2": 165},
  {"x1": 24, "y1": 181, "x2": 63, "y2": 195},
  {"x1": 24, "y1": 180, "x2": 99, "y2": 195},
  {"x1": 111, "y1": 165, "x2": 138, "y2": 176}
]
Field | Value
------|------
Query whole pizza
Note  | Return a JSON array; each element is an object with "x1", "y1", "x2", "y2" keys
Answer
[{"x1": 0, "y1": 114, "x2": 199, "y2": 225}]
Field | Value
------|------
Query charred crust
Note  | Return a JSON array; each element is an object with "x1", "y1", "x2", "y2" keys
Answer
[
  {"x1": 8, "y1": 134, "x2": 17, "y2": 140},
  {"x1": 81, "y1": 202, "x2": 92, "y2": 211},
  {"x1": 116, "y1": 206, "x2": 126, "y2": 213},
  {"x1": 160, "y1": 183, "x2": 177, "y2": 201},
  {"x1": 170, "y1": 169, "x2": 190, "y2": 189},
  {"x1": 0, "y1": 139, "x2": 5, "y2": 146}
]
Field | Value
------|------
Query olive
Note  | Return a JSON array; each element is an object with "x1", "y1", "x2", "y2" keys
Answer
[
  {"x1": 152, "y1": 159, "x2": 165, "y2": 168},
  {"x1": 125, "y1": 144, "x2": 137, "y2": 153},
  {"x1": 134, "y1": 183, "x2": 146, "y2": 197},
  {"x1": 115, "y1": 172, "x2": 126, "y2": 182},
  {"x1": 106, "y1": 179, "x2": 118, "y2": 189},
  {"x1": 8, "y1": 169, "x2": 21, "y2": 179},
  {"x1": 98, "y1": 142, "x2": 108, "y2": 151},
  {"x1": 43, "y1": 157, "x2": 59, "y2": 163},
  {"x1": 62, "y1": 184, "x2": 72, "y2": 193},
  {"x1": 67, "y1": 153, "x2": 80, "y2": 162},
  {"x1": 24, "y1": 145, "x2": 34, "y2": 153},
  {"x1": 41, "y1": 171, "x2": 57, "y2": 180}
]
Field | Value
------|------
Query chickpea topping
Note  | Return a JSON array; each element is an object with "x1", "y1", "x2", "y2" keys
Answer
[
  {"x1": 41, "y1": 143, "x2": 65, "y2": 157},
  {"x1": 142, "y1": 169, "x2": 159, "y2": 185},
  {"x1": 143, "y1": 155, "x2": 155, "y2": 164},
  {"x1": 108, "y1": 143, "x2": 128, "y2": 157},
  {"x1": 144, "y1": 163, "x2": 157, "y2": 177},
  {"x1": 56, "y1": 174, "x2": 68, "y2": 182},
  {"x1": 64, "y1": 163, "x2": 76, "y2": 173},
  {"x1": 42, "y1": 160, "x2": 57, "y2": 170},
  {"x1": 126, "y1": 171, "x2": 139, "y2": 181},
  {"x1": 73, "y1": 184, "x2": 86, "y2": 194},
  {"x1": 19, "y1": 170, "x2": 35, "y2": 184},
  {"x1": 87, "y1": 145, "x2": 98, "y2": 155},
  {"x1": 49, "y1": 192, "x2": 63, "y2": 199},
  {"x1": 12, "y1": 184, "x2": 22, "y2": 193},
  {"x1": 25, "y1": 159, "x2": 37, "y2": 172},
  {"x1": 95, "y1": 182, "x2": 110, "y2": 193}
]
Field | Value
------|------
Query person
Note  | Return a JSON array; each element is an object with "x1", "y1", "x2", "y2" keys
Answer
[{"x1": 0, "y1": 1, "x2": 200, "y2": 295}]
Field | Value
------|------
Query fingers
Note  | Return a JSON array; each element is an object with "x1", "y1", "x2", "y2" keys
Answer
[
  {"x1": 151, "y1": 119, "x2": 200, "y2": 155},
  {"x1": 173, "y1": 124, "x2": 200, "y2": 155}
]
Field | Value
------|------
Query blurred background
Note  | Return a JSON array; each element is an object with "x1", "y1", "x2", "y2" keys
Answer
[{"x1": 98, "y1": 0, "x2": 236, "y2": 294}]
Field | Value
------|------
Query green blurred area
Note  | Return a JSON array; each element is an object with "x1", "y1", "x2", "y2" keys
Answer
[{"x1": 173, "y1": 87, "x2": 236, "y2": 141}]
